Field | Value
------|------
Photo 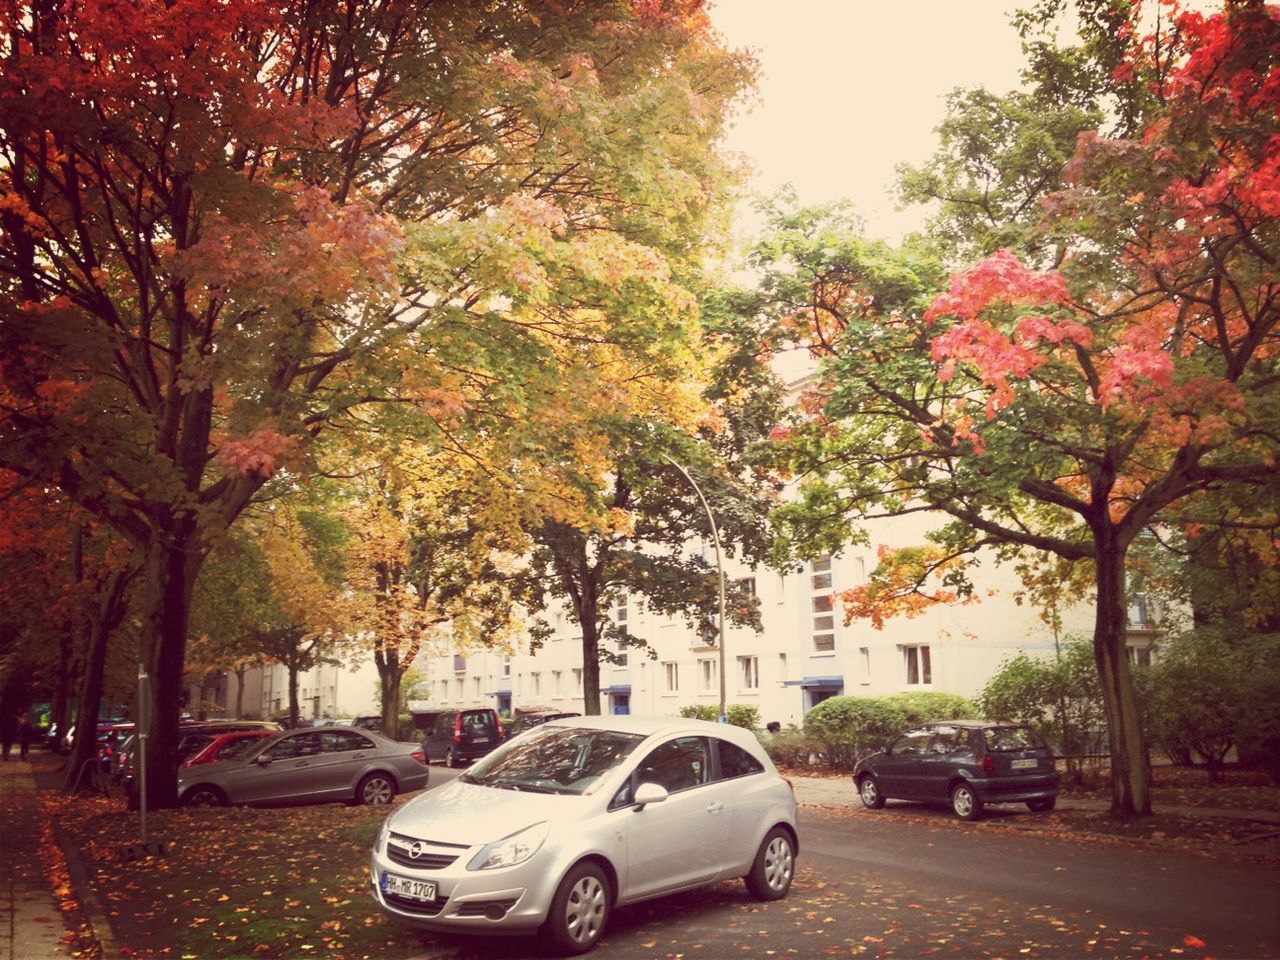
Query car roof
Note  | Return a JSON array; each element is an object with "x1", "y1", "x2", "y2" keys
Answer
[{"x1": 541, "y1": 714, "x2": 765, "y2": 748}]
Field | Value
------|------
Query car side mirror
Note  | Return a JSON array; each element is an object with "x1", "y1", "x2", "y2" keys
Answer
[
  {"x1": 633, "y1": 782, "x2": 669, "y2": 809},
  {"x1": 255, "y1": 754, "x2": 272, "y2": 765}
]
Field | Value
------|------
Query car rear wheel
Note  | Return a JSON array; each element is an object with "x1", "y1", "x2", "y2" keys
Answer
[
  {"x1": 745, "y1": 826, "x2": 795, "y2": 901},
  {"x1": 857, "y1": 774, "x2": 885, "y2": 809},
  {"x1": 183, "y1": 786, "x2": 225, "y2": 807},
  {"x1": 446, "y1": 747, "x2": 460, "y2": 768},
  {"x1": 1027, "y1": 797, "x2": 1056, "y2": 812},
  {"x1": 357, "y1": 773, "x2": 395, "y2": 806},
  {"x1": 543, "y1": 861, "x2": 610, "y2": 955},
  {"x1": 950, "y1": 783, "x2": 983, "y2": 820}
]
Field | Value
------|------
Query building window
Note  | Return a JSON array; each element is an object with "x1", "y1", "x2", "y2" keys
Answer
[
  {"x1": 552, "y1": 670, "x2": 562, "y2": 695},
  {"x1": 904, "y1": 645, "x2": 932, "y2": 685},
  {"x1": 1127, "y1": 645, "x2": 1153, "y2": 668},
  {"x1": 531, "y1": 672, "x2": 541, "y2": 696},
  {"x1": 663, "y1": 661, "x2": 679, "y2": 693},
  {"x1": 472, "y1": 677, "x2": 481, "y2": 698},
  {"x1": 859, "y1": 647, "x2": 870, "y2": 681},
  {"x1": 453, "y1": 653, "x2": 466, "y2": 672},
  {"x1": 1127, "y1": 593, "x2": 1158, "y2": 630},
  {"x1": 501, "y1": 656, "x2": 511, "y2": 678},
  {"x1": 738, "y1": 656, "x2": 759, "y2": 690},
  {"x1": 613, "y1": 595, "x2": 628, "y2": 623},
  {"x1": 733, "y1": 577, "x2": 757, "y2": 596},
  {"x1": 812, "y1": 594, "x2": 833, "y2": 613},
  {"x1": 573, "y1": 668, "x2": 583, "y2": 692},
  {"x1": 699, "y1": 658, "x2": 717, "y2": 692}
]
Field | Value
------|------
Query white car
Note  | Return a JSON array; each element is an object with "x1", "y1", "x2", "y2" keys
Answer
[{"x1": 370, "y1": 715, "x2": 798, "y2": 954}]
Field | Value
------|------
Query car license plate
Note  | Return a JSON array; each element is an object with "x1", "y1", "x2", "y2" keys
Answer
[
  {"x1": 382, "y1": 872, "x2": 437, "y2": 903},
  {"x1": 1010, "y1": 758, "x2": 1038, "y2": 770},
  {"x1": 473, "y1": 736, "x2": 489, "y2": 744}
]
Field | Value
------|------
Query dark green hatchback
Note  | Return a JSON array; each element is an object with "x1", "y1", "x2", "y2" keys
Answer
[{"x1": 853, "y1": 720, "x2": 1060, "y2": 820}]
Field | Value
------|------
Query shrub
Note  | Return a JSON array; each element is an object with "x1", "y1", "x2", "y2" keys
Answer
[
  {"x1": 678, "y1": 703, "x2": 760, "y2": 730},
  {"x1": 678, "y1": 704, "x2": 718, "y2": 722},
  {"x1": 726, "y1": 704, "x2": 760, "y2": 730},
  {"x1": 884, "y1": 691, "x2": 976, "y2": 723},
  {"x1": 802, "y1": 696, "x2": 908, "y2": 771},
  {"x1": 760, "y1": 726, "x2": 824, "y2": 768}
]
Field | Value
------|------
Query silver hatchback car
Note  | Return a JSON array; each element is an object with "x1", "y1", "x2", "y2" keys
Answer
[
  {"x1": 177, "y1": 726, "x2": 429, "y2": 807},
  {"x1": 370, "y1": 715, "x2": 798, "y2": 954}
]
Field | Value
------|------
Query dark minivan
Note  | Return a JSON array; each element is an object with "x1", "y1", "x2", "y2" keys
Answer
[
  {"x1": 411, "y1": 708, "x2": 504, "y2": 766},
  {"x1": 853, "y1": 720, "x2": 1059, "y2": 820}
]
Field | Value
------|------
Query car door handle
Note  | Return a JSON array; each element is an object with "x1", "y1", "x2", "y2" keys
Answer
[{"x1": 706, "y1": 801, "x2": 724, "y2": 814}]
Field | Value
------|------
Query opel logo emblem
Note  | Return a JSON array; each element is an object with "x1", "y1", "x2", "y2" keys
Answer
[{"x1": 408, "y1": 841, "x2": 427, "y2": 860}]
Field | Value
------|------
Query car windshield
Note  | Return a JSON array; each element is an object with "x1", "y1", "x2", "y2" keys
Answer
[
  {"x1": 462, "y1": 726, "x2": 644, "y2": 796},
  {"x1": 984, "y1": 726, "x2": 1045, "y2": 751}
]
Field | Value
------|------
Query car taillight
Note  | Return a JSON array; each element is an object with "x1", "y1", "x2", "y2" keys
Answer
[
  {"x1": 982, "y1": 755, "x2": 995, "y2": 774},
  {"x1": 495, "y1": 715, "x2": 503, "y2": 739},
  {"x1": 453, "y1": 714, "x2": 462, "y2": 743},
  {"x1": 411, "y1": 748, "x2": 426, "y2": 766}
]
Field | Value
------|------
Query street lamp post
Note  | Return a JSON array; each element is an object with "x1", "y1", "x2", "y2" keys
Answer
[{"x1": 661, "y1": 453, "x2": 727, "y2": 720}]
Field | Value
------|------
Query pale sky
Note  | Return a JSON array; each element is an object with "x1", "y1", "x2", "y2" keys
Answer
[{"x1": 710, "y1": 1, "x2": 1030, "y2": 243}]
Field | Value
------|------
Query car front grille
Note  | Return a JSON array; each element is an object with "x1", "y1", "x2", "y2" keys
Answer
[
  {"x1": 383, "y1": 890, "x2": 448, "y2": 917},
  {"x1": 386, "y1": 832, "x2": 466, "y2": 870}
]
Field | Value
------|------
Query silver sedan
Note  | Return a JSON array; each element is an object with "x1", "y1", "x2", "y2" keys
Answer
[
  {"x1": 178, "y1": 726, "x2": 429, "y2": 807},
  {"x1": 370, "y1": 715, "x2": 798, "y2": 954}
]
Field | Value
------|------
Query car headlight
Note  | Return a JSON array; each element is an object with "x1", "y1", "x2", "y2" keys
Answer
[
  {"x1": 376, "y1": 817, "x2": 393, "y2": 851},
  {"x1": 467, "y1": 822, "x2": 549, "y2": 871}
]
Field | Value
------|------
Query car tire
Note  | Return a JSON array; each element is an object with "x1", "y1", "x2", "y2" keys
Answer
[
  {"x1": 356, "y1": 773, "x2": 396, "y2": 806},
  {"x1": 744, "y1": 826, "x2": 795, "y2": 901},
  {"x1": 183, "y1": 786, "x2": 226, "y2": 807},
  {"x1": 857, "y1": 774, "x2": 885, "y2": 809},
  {"x1": 446, "y1": 748, "x2": 460, "y2": 768},
  {"x1": 543, "y1": 861, "x2": 610, "y2": 955},
  {"x1": 1027, "y1": 797, "x2": 1056, "y2": 812},
  {"x1": 950, "y1": 783, "x2": 983, "y2": 820}
]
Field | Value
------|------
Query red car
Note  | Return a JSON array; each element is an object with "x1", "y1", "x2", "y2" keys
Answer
[{"x1": 180, "y1": 729, "x2": 274, "y2": 767}]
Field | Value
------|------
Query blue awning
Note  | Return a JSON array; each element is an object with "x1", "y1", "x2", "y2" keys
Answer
[
  {"x1": 603, "y1": 684, "x2": 632, "y2": 695},
  {"x1": 483, "y1": 688, "x2": 512, "y2": 697},
  {"x1": 783, "y1": 676, "x2": 844, "y2": 688}
]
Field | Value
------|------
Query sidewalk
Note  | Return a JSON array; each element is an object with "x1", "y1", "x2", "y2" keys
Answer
[{"x1": 0, "y1": 756, "x2": 77, "y2": 960}]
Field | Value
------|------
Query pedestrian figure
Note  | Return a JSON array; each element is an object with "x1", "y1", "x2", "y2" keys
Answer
[
  {"x1": 0, "y1": 709, "x2": 15, "y2": 761},
  {"x1": 16, "y1": 709, "x2": 34, "y2": 761}
]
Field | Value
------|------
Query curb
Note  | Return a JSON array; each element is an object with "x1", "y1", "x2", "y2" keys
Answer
[{"x1": 52, "y1": 826, "x2": 116, "y2": 960}]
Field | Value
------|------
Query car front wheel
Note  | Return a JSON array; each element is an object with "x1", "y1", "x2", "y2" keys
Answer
[
  {"x1": 357, "y1": 773, "x2": 395, "y2": 806},
  {"x1": 857, "y1": 774, "x2": 885, "y2": 809},
  {"x1": 950, "y1": 783, "x2": 983, "y2": 820},
  {"x1": 543, "y1": 861, "x2": 610, "y2": 955},
  {"x1": 183, "y1": 786, "x2": 226, "y2": 808},
  {"x1": 745, "y1": 826, "x2": 795, "y2": 901}
]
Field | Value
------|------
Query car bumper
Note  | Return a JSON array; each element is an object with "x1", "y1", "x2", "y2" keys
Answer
[
  {"x1": 369, "y1": 846, "x2": 561, "y2": 933},
  {"x1": 971, "y1": 772, "x2": 1060, "y2": 803}
]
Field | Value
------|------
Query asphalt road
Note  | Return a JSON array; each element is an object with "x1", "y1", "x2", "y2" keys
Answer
[{"x1": 406, "y1": 768, "x2": 1279, "y2": 959}]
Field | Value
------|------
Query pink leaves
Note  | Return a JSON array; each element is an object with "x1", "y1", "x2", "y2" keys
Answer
[
  {"x1": 214, "y1": 427, "x2": 297, "y2": 478},
  {"x1": 924, "y1": 250, "x2": 1069, "y2": 326}
]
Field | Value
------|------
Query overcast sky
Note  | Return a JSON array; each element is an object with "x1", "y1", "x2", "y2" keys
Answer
[{"x1": 709, "y1": 2, "x2": 1030, "y2": 243}]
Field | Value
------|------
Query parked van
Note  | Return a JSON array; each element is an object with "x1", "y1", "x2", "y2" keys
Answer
[{"x1": 411, "y1": 708, "x2": 504, "y2": 766}]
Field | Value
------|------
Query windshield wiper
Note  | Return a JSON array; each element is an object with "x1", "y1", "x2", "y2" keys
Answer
[{"x1": 481, "y1": 778, "x2": 559, "y2": 794}]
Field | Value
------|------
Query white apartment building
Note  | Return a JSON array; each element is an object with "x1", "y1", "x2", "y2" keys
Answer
[{"x1": 413, "y1": 508, "x2": 1159, "y2": 727}]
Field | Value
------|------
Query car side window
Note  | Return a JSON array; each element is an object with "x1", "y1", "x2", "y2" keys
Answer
[
  {"x1": 890, "y1": 728, "x2": 933, "y2": 756},
  {"x1": 321, "y1": 731, "x2": 373, "y2": 753},
  {"x1": 264, "y1": 733, "x2": 322, "y2": 760},
  {"x1": 636, "y1": 736, "x2": 710, "y2": 793},
  {"x1": 715, "y1": 739, "x2": 765, "y2": 780},
  {"x1": 929, "y1": 726, "x2": 965, "y2": 755}
]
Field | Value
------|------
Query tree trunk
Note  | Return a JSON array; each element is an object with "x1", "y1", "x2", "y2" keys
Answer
[
  {"x1": 65, "y1": 568, "x2": 133, "y2": 793},
  {"x1": 375, "y1": 642, "x2": 402, "y2": 738},
  {"x1": 1093, "y1": 542, "x2": 1152, "y2": 817},
  {"x1": 288, "y1": 659, "x2": 301, "y2": 727},
  {"x1": 233, "y1": 663, "x2": 247, "y2": 719},
  {"x1": 581, "y1": 617, "x2": 601, "y2": 716},
  {"x1": 138, "y1": 517, "x2": 204, "y2": 811}
]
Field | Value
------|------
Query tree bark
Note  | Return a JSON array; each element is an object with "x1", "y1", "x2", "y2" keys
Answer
[
  {"x1": 65, "y1": 567, "x2": 134, "y2": 793},
  {"x1": 380, "y1": 656, "x2": 402, "y2": 739},
  {"x1": 1093, "y1": 540, "x2": 1152, "y2": 817}
]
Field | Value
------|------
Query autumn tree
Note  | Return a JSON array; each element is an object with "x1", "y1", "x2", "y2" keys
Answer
[
  {"x1": 762, "y1": 4, "x2": 1280, "y2": 816},
  {"x1": 0, "y1": 1, "x2": 752, "y2": 805},
  {"x1": 342, "y1": 453, "x2": 526, "y2": 739}
]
